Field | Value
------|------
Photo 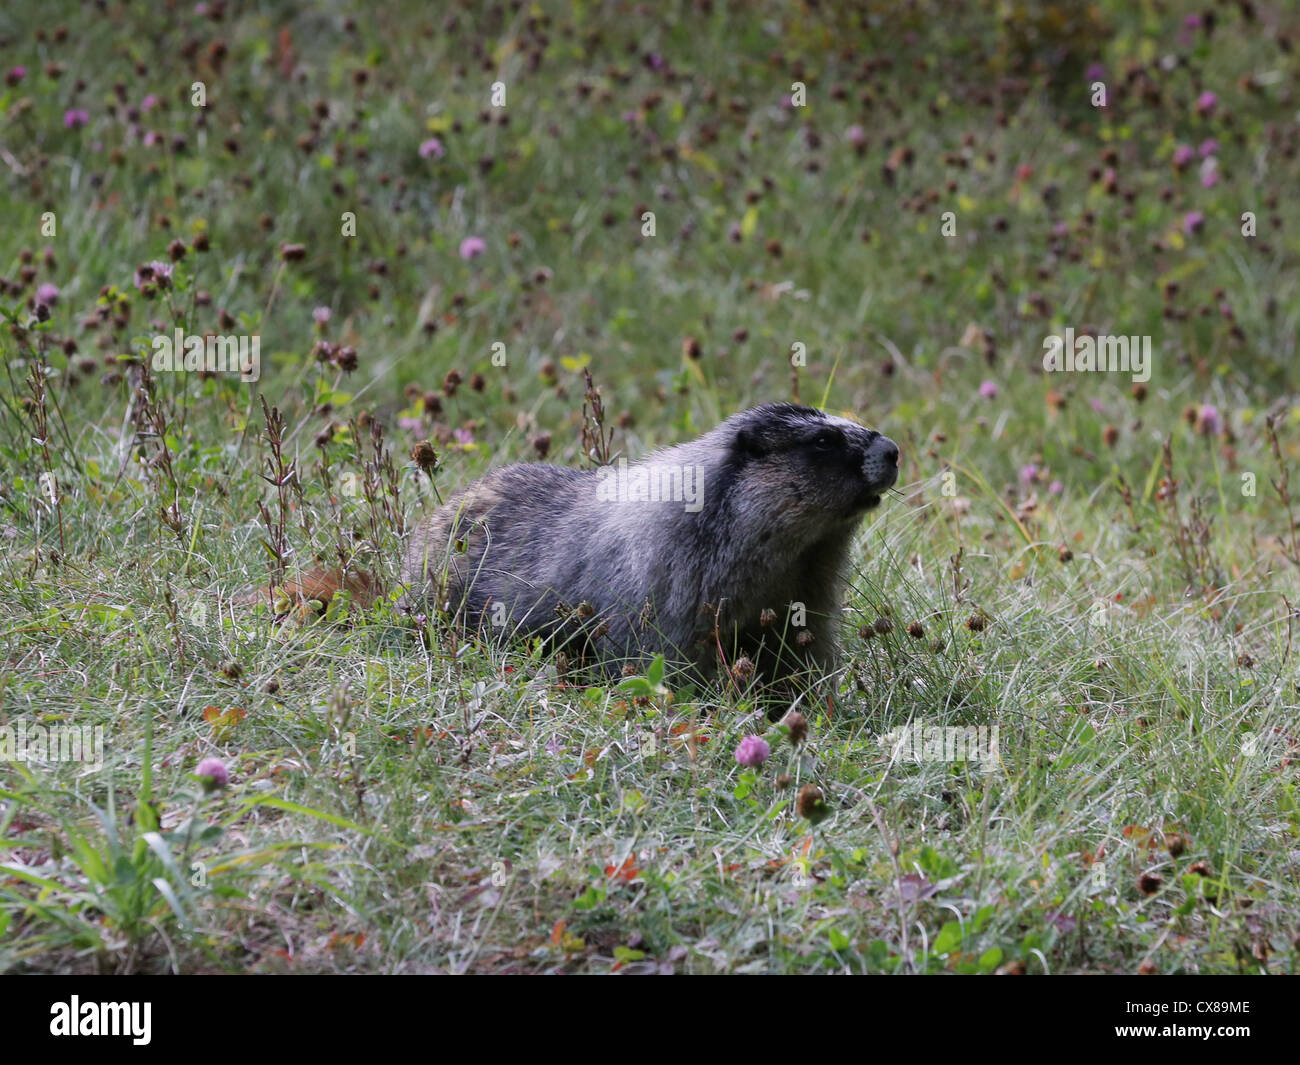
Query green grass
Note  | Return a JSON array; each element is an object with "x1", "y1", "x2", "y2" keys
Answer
[{"x1": 1, "y1": 0, "x2": 1299, "y2": 972}]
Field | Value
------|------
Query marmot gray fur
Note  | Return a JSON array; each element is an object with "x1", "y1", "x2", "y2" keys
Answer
[{"x1": 402, "y1": 404, "x2": 899, "y2": 692}]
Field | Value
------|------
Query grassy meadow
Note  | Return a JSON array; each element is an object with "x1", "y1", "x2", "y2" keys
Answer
[{"x1": 1, "y1": 0, "x2": 1299, "y2": 973}]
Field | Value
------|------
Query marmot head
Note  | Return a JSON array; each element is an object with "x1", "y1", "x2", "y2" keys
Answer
[{"x1": 722, "y1": 403, "x2": 900, "y2": 537}]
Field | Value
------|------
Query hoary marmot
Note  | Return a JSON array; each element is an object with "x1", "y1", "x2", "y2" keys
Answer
[{"x1": 402, "y1": 403, "x2": 899, "y2": 694}]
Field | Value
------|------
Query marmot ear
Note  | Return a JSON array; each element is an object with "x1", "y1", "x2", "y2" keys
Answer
[{"x1": 734, "y1": 426, "x2": 766, "y2": 458}]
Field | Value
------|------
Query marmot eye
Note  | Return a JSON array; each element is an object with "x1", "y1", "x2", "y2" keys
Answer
[{"x1": 813, "y1": 434, "x2": 835, "y2": 450}]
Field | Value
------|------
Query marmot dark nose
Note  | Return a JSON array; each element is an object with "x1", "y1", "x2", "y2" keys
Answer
[
  {"x1": 863, "y1": 434, "x2": 900, "y2": 488},
  {"x1": 868, "y1": 435, "x2": 899, "y2": 468}
]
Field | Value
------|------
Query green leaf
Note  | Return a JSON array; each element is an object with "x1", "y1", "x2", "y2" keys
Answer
[
  {"x1": 933, "y1": 920, "x2": 963, "y2": 955},
  {"x1": 762, "y1": 799, "x2": 790, "y2": 821},
  {"x1": 573, "y1": 883, "x2": 606, "y2": 910},
  {"x1": 239, "y1": 795, "x2": 400, "y2": 846},
  {"x1": 917, "y1": 845, "x2": 960, "y2": 881},
  {"x1": 151, "y1": 877, "x2": 192, "y2": 930},
  {"x1": 113, "y1": 854, "x2": 139, "y2": 887},
  {"x1": 142, "y1": 831, "x2": 188, "y2": 890},
  {"x1": 865, "y1": 939, "x2": 891, "y2": 966},
  {"x1": 0, "y1": 864, "x2": 67, "y2": 893},
  {"x1": 646, "y1": 654, "x2": 665, "y2": 689}
]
